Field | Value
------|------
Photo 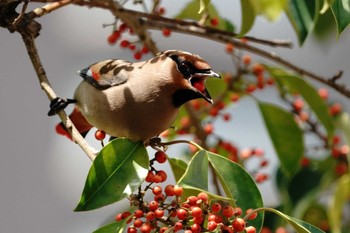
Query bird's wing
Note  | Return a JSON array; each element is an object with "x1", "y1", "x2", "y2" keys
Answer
[{"x1": 77, "y1": 59, "x2": 132, "y2": 89}]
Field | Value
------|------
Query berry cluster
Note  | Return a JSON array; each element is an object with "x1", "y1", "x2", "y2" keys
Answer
[
  {"x1": 107, "y1": 21, "x2": 151, "y2": 60},
  {"x1": 113, "y1": 151, "x2": 258, "y2": 233}
]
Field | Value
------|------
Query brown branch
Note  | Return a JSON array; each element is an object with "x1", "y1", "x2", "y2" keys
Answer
[{"x1": 21, "y1": 34, "x2": 97, "y2": 161}]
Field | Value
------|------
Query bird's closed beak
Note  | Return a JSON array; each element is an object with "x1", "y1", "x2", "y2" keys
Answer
[{"x1": 190, "y1": 69, "x2": 221, "y2": 104}]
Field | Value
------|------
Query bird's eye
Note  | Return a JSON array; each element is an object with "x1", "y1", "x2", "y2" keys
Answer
[{"x1": 178, "y1": 62, "x2": 192, "y2": 76}]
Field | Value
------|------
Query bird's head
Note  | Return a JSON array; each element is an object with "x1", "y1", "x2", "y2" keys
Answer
[{"x1": 159, "y1": 50, "x2": 221, "y2": 107}]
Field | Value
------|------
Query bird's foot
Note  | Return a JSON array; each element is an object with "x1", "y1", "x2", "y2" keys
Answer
[{"x1": 48, "y1": 97, "x2": 76, "y2": 116}]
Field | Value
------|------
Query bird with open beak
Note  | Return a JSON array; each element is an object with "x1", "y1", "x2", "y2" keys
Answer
[{"x1": 48, "y1": 50, "x2": 221, "y2": 143}]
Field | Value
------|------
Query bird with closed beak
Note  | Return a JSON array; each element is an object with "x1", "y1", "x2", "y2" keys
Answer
[{"x1": 48, "y1": 50, "x2": 221, "y2": 143}]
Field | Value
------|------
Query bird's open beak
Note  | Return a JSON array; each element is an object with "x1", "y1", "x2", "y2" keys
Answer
[{"x1": 190, "y1": 70, "x2": 221, "y2": 104}]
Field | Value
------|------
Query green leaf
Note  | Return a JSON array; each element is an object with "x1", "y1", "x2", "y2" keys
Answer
[
  {"x1": 258, "y1": 102, "x2": 304, "y2": 176},
  {"x1": 207, "y1": 152, "x2": 264, "y2": 231},
  {"x1": 93, "y1": 221, "x2": 125, "y2": 233},
  {"x1": 75, "y1": 138, "x2": 148, "y2": 211},
  {"x1": 267, "y1": 66, "x2": 335, "y2": 139},
  {"x1": 198, "y1": 0, "x2": 210, "y2": 13},
  {"x1": 169, "y1": 158, "x2": 188, "y2": 182},
  {"x1": 331, "y1": 0, "x2": 350, "y2": 36},
  {"x1": 239, "y1": 0, "x2": 256, "y2": 35},
  {"x1": 329, "y1": 174, "x2": 350, "y2": 233},
  {"x1": 263, "y1": 208, "x2": 325, "y2": 232},
  {"x1": 286, "y1": 0, "x2": 320, "y2": 44},
  {"x1": 178, "y1": 150, "x2": 209, "y2": 191},
  {"x1": 248, "y1": 0, "x2": 287, "y2": 21}
]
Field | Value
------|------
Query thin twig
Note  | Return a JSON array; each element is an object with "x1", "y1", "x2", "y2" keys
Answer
[{"x1": 20, "y1": 27, "x2": 97, "y2": 161}]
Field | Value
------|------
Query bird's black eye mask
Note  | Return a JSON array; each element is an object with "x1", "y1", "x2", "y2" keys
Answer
[{"x1": 169, "y1": 54, "x2": 211, "y2": 79}]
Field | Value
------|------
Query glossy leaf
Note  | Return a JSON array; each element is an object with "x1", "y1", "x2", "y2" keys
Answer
[
  {"x1": 178, "y1": 150, "x2": 209, "y2": 191},
  {"x1": 267, "y1": 66, "x2": 334, "y2": 139},
  {"x1": 169, "y1": 158, "x2": 188, "y2": 182},
  {"x1": 286, "y1": 0, "x2": 320, "y2": 44},
  {"x1": 263, "y1": 208, "x2": 325, "y2": 232},
  {"x1": 329, "y1": 174, "x2": 350, "y2": 233},
  {"x1": 258, "y1": 102, "x2": 303, "y2": 176},
  {"x1": 239, "y1": 0, "x2": 256, "y2": 35},
  {"x1": 207, "y1": 151, "x2": 264, "y2": 231},
  {"x1": 248, "y1": 0, "x2": 287, "y2": 21},
  {"x1": 75, "y1": 138, "x2": 148, "y2": 211},
  {"x1": 331, "y1": 0, "x2": 350, "y2": 35}
]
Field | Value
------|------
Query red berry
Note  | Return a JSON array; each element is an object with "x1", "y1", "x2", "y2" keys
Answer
[
  {"x1": 107, "y1": 31, "x2": 120, "y2": 45},
  {"x1": 225, "y1": 43, "x2": 234, "y2": 53},
  {"x1": 174, "y1": 185, "x2": 183, "y2": 196},
  {"x1": 246, "y1": 84, "x2": 256, "y2": 93},
  {"x1": 127, "y1": 227, "x2": 137, "y2": 233},
  {"x1": 164, "y1": 185, "x2": 175, "y2": 196},
  {"x1": 134, "y1": 51, "x2": 142, "y2": 60},
  {"x1": 187, "y1": 196, "x2": 198, "y2": 206},
  {"x1": 141, "y1": 46, "x2": 149, "y2": 54},
  {"x1": 155, "y1": 209, "x2": 164, "y2": 218},
  {"x1": 162, "y1": 28, "x2": 171, "y2": 37},
  {"x1": 148, "y1": 201, "x2": 159, "y2": 211},
  {"x1": 330, "y1": 103, "x2": 342, "y2": 116},
  {"x1": 140, "y1": 223, "x2": 152, "y2": 233},
  {"x1": 293, "y1": 98, "x2": 304, "y2": 112},
  {"x1": 145, "y1": 171, "x2": 154, "y2": 182},
  {"x1": 152, "y1": 186, "x2": 162, "y2": 195},
  {"x1": 242, "y1": 54, "x2": 252, "y2": 65},
  {"x1": 252, "y1": 63, "x2": 264, "y2": 75},
  {"x1": 222, "y1": 205, "x2": 234, "y2": 218},
  {"x1": 174, "y1": 222, "x2": 183, "y2": 232},
  {"x1": 208, "y1": 214, "x2": 223, "y2": 223},
  {"x1": 95, "y1": 130, "x2": 106, "y2": 140},
  {"x1": 120, "y1": 40, "x2": 130, "y2": 48},
  {"x1": 158, "y1": 7, "x2": 166, "y2": 15},
  {"x1": 133, "y1": 219, "x2": 143, "y2": 228},
  {"x1": 152, "y1": 174, "x2": 163, "y2": 183},
  {"x1": 160, "y1": 227, "x2": 168, "y2": 233},
  {"x1": 230, "y1": 93, "x2": 240, "y2": 102},
  {"x1": 191, "y1": 223, "x2": 201, "y2": 233},
  {"x1": 119, "y1": 23, "x2": 128, "y2": 32},
  {"x1": 191, "y1": 207, "x2": 203, "y2": 218},
  {"x1": 318, "y1": 88, "x2": 329, "y2": 100},
  {"x1": 245, "y1": 226, "x2": 257, "y2": 233},
  {"x1": 207, "y1": 221, "x2": 218, "y2": 231},
  {"x1": 193, "y1": 216, "x2": 204, "y2": 224},
  {"x1": 211, "y1": 203, "x2": 221, "y2": 213},
  {"x1": 210, "y1": 17, "x2": 219, "y2": 26},
  {"x1": 115, "y1": 213, "x2": 123, "y2": 221},
  {"x1": 197, "y1": 192, "x2": 209, "y2": 203},
  {"x1": 145, "y1": 211, "x2": 155, "y2": 220},
  {"x1": 154, "y1": 194, "x2": 165, "y2": 202},
  {"x1": 255, "y1": 173, "x2": 268, "y2": 183},
  {"x1": 204, "y1": 123, "x2": 214, "y2": 135},
  {"x1": 134, "y1": 209, "x2": 144, "y2": 218},
  {"x1": 232, "y1": 217, "x2": 246, "y2": 231},
  {"x1": 155, "y1": 151, "x2": 167, "y2": 163},
  {"x1": 156, "y1": 170, "x2": 167, "y2": 182},
  {"x1": 176, "y1": 208, "x2": 188, "y2": 220},
  {"x1": 246, "y1": 208, "x2": 258, "y2": 220},
  {"x1": 129, "y1": 43, "x2": 136, "y2": 50},
  {"x1": 234, "y1": 207, "x2": 242, "y2": 216},
  {"x1": 223, "y1": 113, "x2": 231, "y2": 121}
]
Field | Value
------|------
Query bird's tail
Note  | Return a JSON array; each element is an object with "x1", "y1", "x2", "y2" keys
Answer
[{"x1": 55, "y1": 107, "x2": 93, "y2": 140}]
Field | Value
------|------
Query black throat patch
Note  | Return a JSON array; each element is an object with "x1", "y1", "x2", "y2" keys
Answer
[{"x1": 172, "y1": 89, "x2": 202, "y2": 108}]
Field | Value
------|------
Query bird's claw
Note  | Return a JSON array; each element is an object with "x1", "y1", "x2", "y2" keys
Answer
[{"x1": 48, "y1": 97, "x2": 76, "y2": 116}]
